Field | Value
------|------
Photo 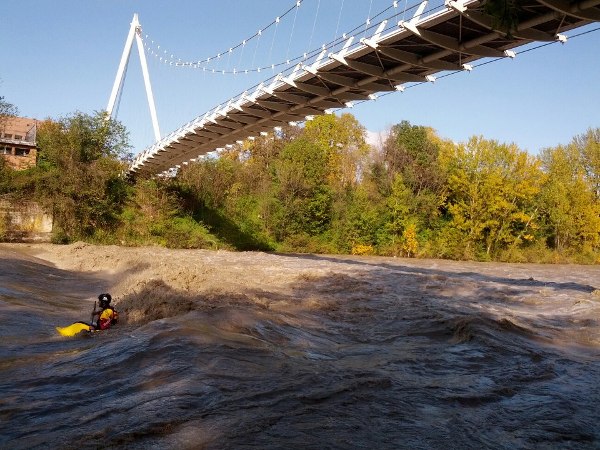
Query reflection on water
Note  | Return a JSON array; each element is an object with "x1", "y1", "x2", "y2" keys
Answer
[{"x1": 1, "y1": 245, "x2": 600, "y2": 449}]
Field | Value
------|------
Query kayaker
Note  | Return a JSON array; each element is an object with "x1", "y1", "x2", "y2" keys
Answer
[
  {"x1": 56, "y1": 293, "x2": 119, "y2": 337},
  {"x1": 91, "y1": 293, "x2": 119, "y2": 331}
]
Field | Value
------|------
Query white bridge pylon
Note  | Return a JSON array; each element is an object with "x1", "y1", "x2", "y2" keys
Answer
[{"x1": 107, "y1": 13, "x2": 161, "y2": 142}]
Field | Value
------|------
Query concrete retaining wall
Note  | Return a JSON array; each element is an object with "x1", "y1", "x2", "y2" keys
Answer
[{"x1": 0, "y1": 199, "x2": 53, "y2": 242}]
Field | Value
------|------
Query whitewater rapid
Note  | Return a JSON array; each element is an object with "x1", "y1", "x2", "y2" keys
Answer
[{"x1": 1, "y1": 244, "x2": 599, "y2": 449}]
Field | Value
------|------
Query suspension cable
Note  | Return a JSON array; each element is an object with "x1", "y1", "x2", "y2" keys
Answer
[
  {"x1": 306, "y1": 0, "x2": 321, "y2": 59},
  {"x1": 143, "y1": 0, "x2": 303, "y2": 70},
  {"x1": 286, "y1": 0, "x2": 301, "y2": 64},
  {"x1": 334, "y1": 0, "x2": 345, "y2": 43}
]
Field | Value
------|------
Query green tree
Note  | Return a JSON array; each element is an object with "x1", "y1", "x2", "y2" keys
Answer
[
  {"x1": 0, "y1": 153, "x2": 11, "y2": 189},
  {"x1": 177, "y1": 156, "x2": 238, "y2": 210},
  {"x1": 118, "y1": 179, "x2": 215, "y2": 248},
  {"x1": 336, "y1": 182, "x2": 386, "y2": 253},
  {"x1": 384, "y1": 173, "x2": 414, "y2": 241},
  {"x1": 382, "y1": 121, "x2": 447, "y2": 224},
  {"x1": 271, "y1": 137, "x2": 332, "y2": 239},
  {"x1": 176, "y1": 149, "x2": 275, "y2": 250},
  {"x1": 35, "y1": 111, "x2": 130, "y2": 240},
  {"x1": 304, "y1": 113, "x2": 370, "y2": 190},
  {"x1": 383, "y1": 121, "x2": 445, "y2": 193},
  {"x1": 242, "y1": 125, "x2": 300, "y2": 171}
]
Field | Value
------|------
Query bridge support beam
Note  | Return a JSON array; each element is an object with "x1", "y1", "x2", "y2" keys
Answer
[
  {"x1": 536, "y1": 0, "x2": 600, "y2": 21},
  {"x1": 446, "y1": 0, "x2": 557, "y2": 41},
  {"x1": 400, "y1": 20, "x2": 505, "y2": 57}
]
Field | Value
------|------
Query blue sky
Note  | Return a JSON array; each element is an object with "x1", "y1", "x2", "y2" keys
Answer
[{"x1": 1, "y1": 0, "x2": 599, "y2": 156}]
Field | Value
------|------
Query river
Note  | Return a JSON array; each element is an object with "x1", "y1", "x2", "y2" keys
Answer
[{"x1": 1, "y1": 243, "x2": 599, "y2": 449}]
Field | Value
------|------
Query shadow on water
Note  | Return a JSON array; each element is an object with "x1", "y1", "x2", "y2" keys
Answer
[{"x1": 1, "y1": 249, "x2": 600, "y2": 449}]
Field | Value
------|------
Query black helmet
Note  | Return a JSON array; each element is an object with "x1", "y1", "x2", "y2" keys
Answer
[{"x1": 98, "y1": 293, "x2": 112, "y2": 308}]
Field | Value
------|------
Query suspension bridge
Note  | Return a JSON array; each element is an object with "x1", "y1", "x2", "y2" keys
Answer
[{"x1": 106, "y1": 0, "x2": 600, "y2": 177}]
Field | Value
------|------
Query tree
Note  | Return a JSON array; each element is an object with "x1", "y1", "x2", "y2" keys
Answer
[
  {"x1": 538, "y1": 143, "x2": 600, "y2": 252},
  {"x1": 0, "y1": 97, "x2": 18, "y2": 115},
  {"x1": 177, "y1": 156, "x2": 239, "y2": 210},
  {"x1": 243, "y1": 125, "x2": 300, "y2": 171},
  {"x1": 37, "y1": 111, "x2": 130, "y2": 167},
  {"x1": 271, "y1": 137, "x2": 332, "y2": 238},
  {"x1": 572, "y1": 128, "x2": 600, "y2": 200},
  {"x1": 304, "y1": 113, "x2": 370, "y2": 190},
  {"x1": 385, "y1": 173, "x2": 414, "y2": 240},
  {"x1": 383, "y1": 120, "x2": 445, "y2": 194},
  {"x1": 402, "y1": 221, "x2": 419, "y2": 257},
  {"x1": 441, "y1": 136, "x2": 543, "y2": 258},
  {"x1": 382, "y1": 121, "x2": 447, "y2": 228},
  {"x1": 337, "y1": 182, "x2": 386, "y2": 253},
  {"x1": 35, "y1": 111, "x2": 131, "y2": 240},
  {"x1": 0, "y1": 96, "x2": 18, "y2": 130}
]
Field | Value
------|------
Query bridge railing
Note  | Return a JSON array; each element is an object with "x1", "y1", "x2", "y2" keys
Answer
[
  {"x1": 130, "y1": 0, "x2": 600, "y2": 175},
  {"x1": 130, "y1": 0, "x2": 452, "y2": 170}
]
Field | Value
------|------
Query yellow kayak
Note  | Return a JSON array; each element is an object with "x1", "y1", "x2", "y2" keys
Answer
[{"x1": 56, "y1": 322, "x2": 93, "y2": 337}]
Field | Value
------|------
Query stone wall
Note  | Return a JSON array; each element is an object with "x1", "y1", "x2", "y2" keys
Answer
[{"x1": 0, "y1": 199, "x2": 53, "y2": 242}]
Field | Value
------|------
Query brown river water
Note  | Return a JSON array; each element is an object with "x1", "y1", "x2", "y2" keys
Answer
[{"x1": 1, "y1": 243, "x2": 599, "y2": 449}]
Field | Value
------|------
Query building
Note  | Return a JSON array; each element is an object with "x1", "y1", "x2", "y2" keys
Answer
[{"x1": 0, "y1": 117, "x2": 38, "y2": 170}]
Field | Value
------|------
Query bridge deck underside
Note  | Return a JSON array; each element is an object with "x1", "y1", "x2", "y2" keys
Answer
[{"x1": 129, "y1": 0, "x2": 600, "y2": 176}]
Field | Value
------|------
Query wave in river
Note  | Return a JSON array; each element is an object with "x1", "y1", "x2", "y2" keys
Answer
[{"x1": 1, "y1": 245, "x2": 599, "y2": 449}]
